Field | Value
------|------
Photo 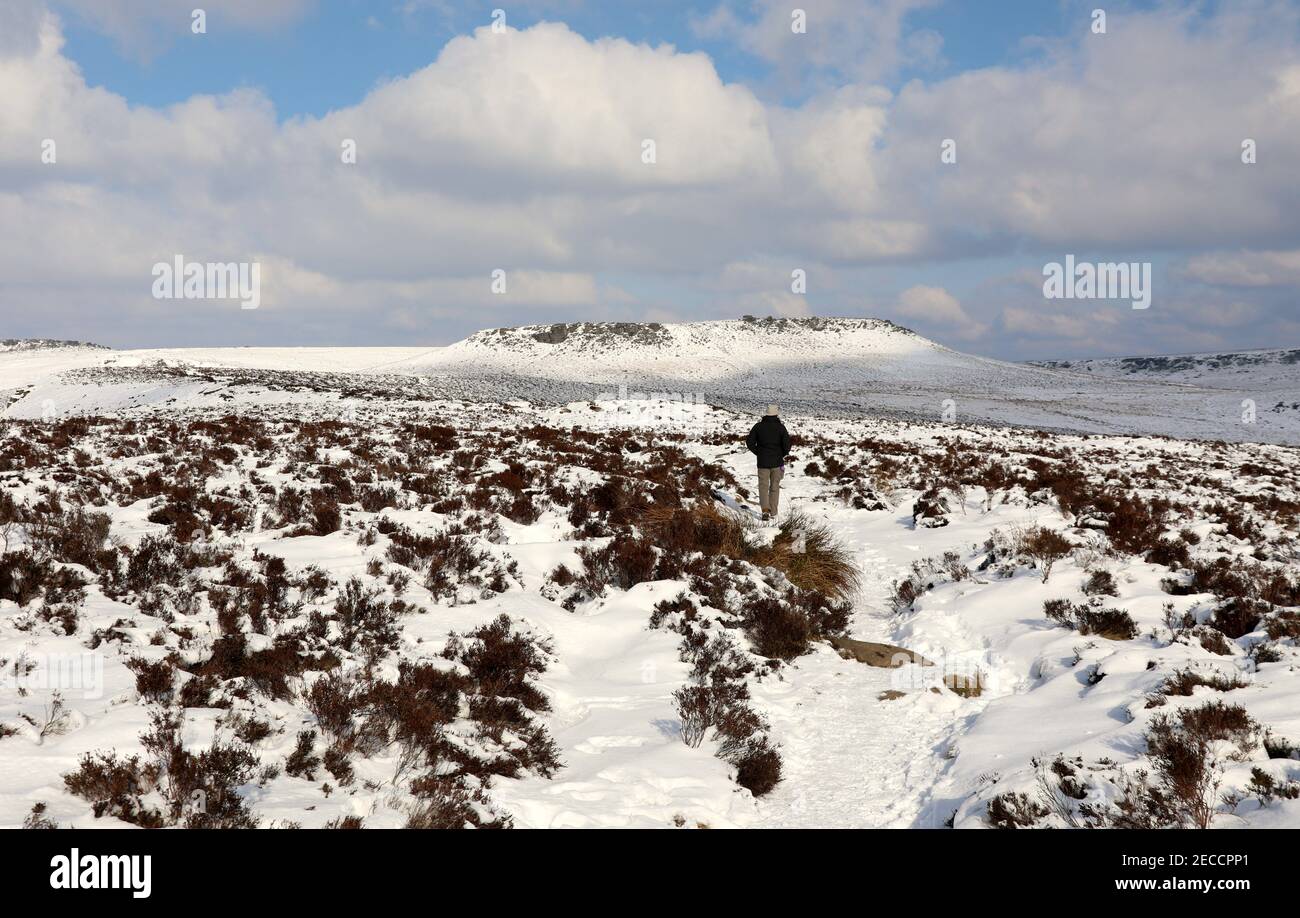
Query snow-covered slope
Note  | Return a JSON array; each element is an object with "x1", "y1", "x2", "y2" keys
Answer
[
  {"x1": 1029, "y1": 347, "x2": 1300, "y2": 389},
  {"x1": 2, "y1": 321, "x2": 1297, "y2": 444},
  {"x1": 414, "y1": 317, "x2": 936, "y2": 379},
  {"x1": 0, "y1": 346, "x2": 440, "y2": 417},
  {"x1": 401, "y1": 316, "x2": 1064, "y2": 388},
  {"x1": 0, "y1": 345, "x2": 113, "y2": 392},
  {"x1": 379, "y1": 318, "x2": 1300, "y2": 445}
]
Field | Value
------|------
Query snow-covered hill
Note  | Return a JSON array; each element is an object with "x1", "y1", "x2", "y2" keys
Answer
[
  {"x1": 401, "y1": 316, "x2": 1074, "y2": 392},
  {"x1": 1, "y1": 319, "x2": 1297, "y2": 443},
  {"x1": 353, "y1": 318, "x2": 1296, "y2": 444},
  {"x1": 415, "y1": 316, "x2": 936, "y2": 379}
]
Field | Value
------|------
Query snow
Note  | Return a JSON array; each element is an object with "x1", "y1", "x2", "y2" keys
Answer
[
  {"x1": 1, "y1": 326, "x2": 1298, "y2": 829},
  {"x1": 490, "y1": 587, "x2": 753, "y2": 828},
  {"x1": 4, "y1": 319, "x2": 1296, "y2": 443}
]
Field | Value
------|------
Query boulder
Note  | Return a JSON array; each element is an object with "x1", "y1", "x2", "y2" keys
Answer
[{"x1": 828, "y1": 636, "x2": 933, "y2": 668}]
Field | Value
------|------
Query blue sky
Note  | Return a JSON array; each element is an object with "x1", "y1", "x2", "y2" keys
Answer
[
  {"x1": 57, "y1": 1, "x2": 1105, "y2": 116},
  {"x1": 4, "y1": 0, "x2": 1298, "y2": 356}
]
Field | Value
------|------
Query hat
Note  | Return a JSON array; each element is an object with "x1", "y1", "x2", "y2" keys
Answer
[{"x1": 765, "y1": 404, "x2": 779, "y2": 416}]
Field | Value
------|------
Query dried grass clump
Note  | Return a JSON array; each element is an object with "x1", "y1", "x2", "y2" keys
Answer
[
  {"x1": 639, "y1": 503, "x2": 750, "y2": 559},
  {"x1": 764, "y1": 511, "x2": 861, "y2": 602},
  {"x1": 640, "y1": 503, "x2": 860, "y2": 602}
]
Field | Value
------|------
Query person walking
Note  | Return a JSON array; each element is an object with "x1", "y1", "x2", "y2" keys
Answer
[{"x1": 746, "y1": 405, "x2": 791, "y2": 522}]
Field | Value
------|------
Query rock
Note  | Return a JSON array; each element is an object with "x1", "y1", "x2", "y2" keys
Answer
[{"x1": 828, "y1": 636, "x2": 933, "y2": 668}]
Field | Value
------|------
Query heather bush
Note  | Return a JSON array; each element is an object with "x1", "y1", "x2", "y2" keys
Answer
[
  {"x1": 987, "y1": 791, "x2": 1050, "y2": 828},
  {"x1": 197, "y1": 633, "x2": 314, "y2": 699},
  {"x1": 128, "y1": 656, "x2": 176, "y2": 702},
  {"x1": 640, "y1": 503, "x2": 860, "y2": 601},
  {"x1": 1043, "y1": 597, "x2": 1138, "y2": 640},
  {"x1": 405, "y1": 775, "x2": 509, "y2": 829},
  {"x1": 1020, "y1": 526, "x2": 1074, "y2": 583},
  {"x1": 66, "y1": 709, "x2": 259, "y2": 829},
  {"x1": 1139, "y1": 714, "x2": 1221, "y2": 828},
  {"x1": 0, "y1": 550, "x2": 53, "y2": 606},
  {"x1": 576, "y1": 536, "x2": 658, "y2": 595},
  {"x1": 285, "y1": 730, "x2": 321, "y2": 780},
  {"x1": 1245, "y1": 767, "x2": 1300, "y2": 806},
  {"x1": 1210, "y1": 597, "x2": 1266, "y2": 639},
  {"x1": 305, "y1": 670, "x2": 363, "y2": 745},
  {"x1": 329, "y1": 577, "x2": 400, "y2": 659},
  {"x1": 673, "y1": 681, "x2": 747, "y2": 748},
  {"x1": 911, "y1": 486, "x2": 950, "y2": 528},
  {"x1": 454, "y1": 614, "x2": 552, "y2": 712},
  {"x1": 725, "y1": 736, "x2": 783, "y2": 797},
  {"x1": 140, "y1": 709, "x2": 260, "y2": 829},
  {"x1": 1082, "y1": 569, "x2": 1118, "y2": 597},
  {"x1": 1158, "y1": 668, "x2": 1248, "y2": 697},
  {"x1": 63, "y1": 752, "x2": 163, "y2": 827},
  {"x1": 741, "y1": 595, "x2": 811, "y2": 661}
]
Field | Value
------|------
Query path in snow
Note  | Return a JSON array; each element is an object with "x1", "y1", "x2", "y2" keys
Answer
[
  {"x1": 719, "y1": 455, "x2": 966, "y2": 828},
  {"x1": 752, "y1": 542, "x2": 960, "y2": 827},
  {"x1": 487, "y1": 588, "x2": 755, "y2": 829}
]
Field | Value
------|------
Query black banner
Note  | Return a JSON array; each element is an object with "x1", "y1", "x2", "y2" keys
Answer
[{"x1": 3, "y1": 828, "x2": 1286, "y2": 905}]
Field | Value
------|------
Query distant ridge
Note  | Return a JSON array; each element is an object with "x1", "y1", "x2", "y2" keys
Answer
[
  {"x1": 1028, "y1": 347, "x2": 1300, "y2": 374},
  {"x1": 1026, "y1": 347, "x2": 1300, "y2": 392},
  {"x1": 0, "y1": 339, "x2": 109, "y2": 352}
]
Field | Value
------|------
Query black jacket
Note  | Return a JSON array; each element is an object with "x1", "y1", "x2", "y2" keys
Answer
[{"x1": 746, "y1": 416, "x2": 791, "y2": 469}]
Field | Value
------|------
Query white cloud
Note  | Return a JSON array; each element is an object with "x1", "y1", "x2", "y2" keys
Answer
[
  {"x1": 1199, "y1": 302, "x2": 1263, "y2": 328},
  {"x1": 0, "y1": 0, "x2": 47, "y2": 55},
  {"x1": 769, "y1": 85, "x2": 891, "y2": 212},
  {"x1": 253, "y1": 260, "x2": 598, "y2": 312},
  {"x1": 2, "y1": 3, "x2": 1299, "y2": 355},
  {"x1": 695, "y1": 0, "x2": 941, "y2": 92},
  {"x1": 736, "y1": 290, "x2": 811, "y2": 318},
  {"x1": 895, "y1": 285, "x2": 986, "y2": 340},
  {"x1": 1183, "y1": 249, "x2": 1300, "y2": 287},
  {"x1": 330, "y1": 23, "x2": 779, "y2": 190},
  {"x1": 873, "y1": 3, "x2": 1300, "y2": 252},
  {"x1": 1001, "y1": 306, "x2": 1107, "y2": 341}
]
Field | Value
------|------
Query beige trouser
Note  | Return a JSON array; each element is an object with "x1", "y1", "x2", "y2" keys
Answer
[{"x1": 757, "y1": 466, "x2": 784, "y2": 516}]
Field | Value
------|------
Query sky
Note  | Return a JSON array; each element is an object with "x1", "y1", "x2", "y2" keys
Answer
[{"x1": 1, "y1": 0, "x2": 1298, "y2": 359}]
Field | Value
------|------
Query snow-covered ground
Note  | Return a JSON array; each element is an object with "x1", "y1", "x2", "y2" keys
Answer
[
  {"x1": 0, "y1": 345, "x2": 437, "y2": 392},
  {"x1": 1, "y1": 335, "x2": 1298, "y2": 829},
  {"x1": 4, "y1": 318, "x2": 1298, "y2": 443},
  {"x1": 1029, "y1": 346, "x2": 1300, "y2": 389}
]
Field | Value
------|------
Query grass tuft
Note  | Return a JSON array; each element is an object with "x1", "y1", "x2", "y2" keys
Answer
[{"x1": 640, "y1": 503, "x2": 860, "y2": 601}]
